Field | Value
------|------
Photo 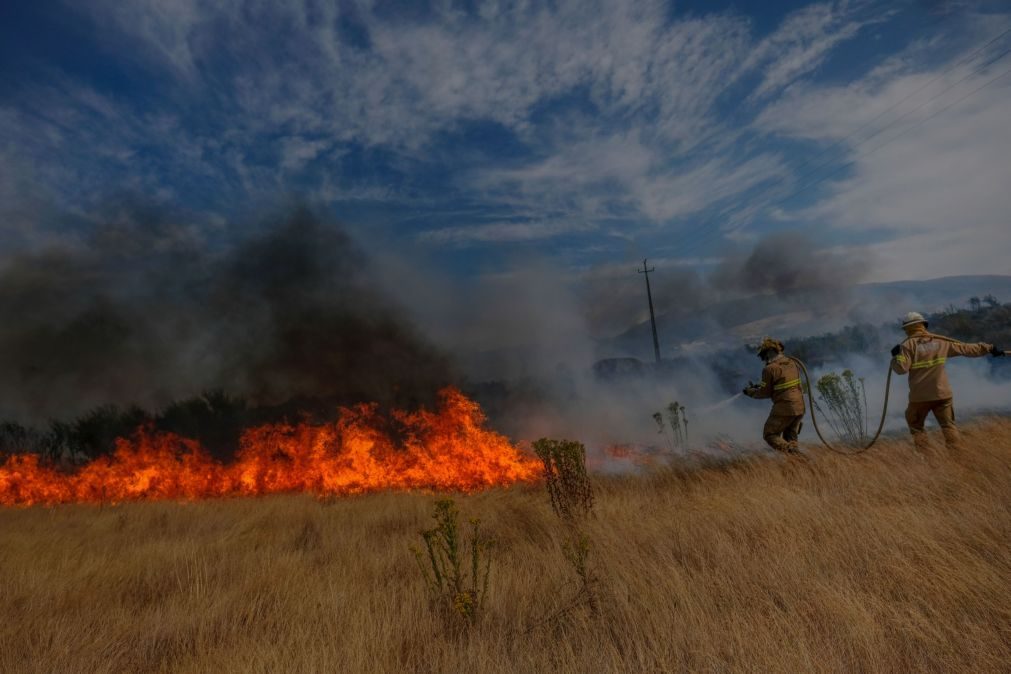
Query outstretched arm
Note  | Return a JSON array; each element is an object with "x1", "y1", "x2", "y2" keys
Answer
[{"x1": 948, "y1": 341, "x2": 993, "y2": 358}]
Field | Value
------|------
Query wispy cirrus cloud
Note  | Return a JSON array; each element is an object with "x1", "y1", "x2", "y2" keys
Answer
[
  {"x1": 1, "y1": 0, "x2": 1007, "y2": 281},
  {"x1": 753, "y1": 23, "x2": 1011, "y2": 280},
  {"x1": 419, "y1": 219, "x2": 591, "y2": 245},
  {"x1": 741, "y1": 0, "x2": 887, "y2": 102}
]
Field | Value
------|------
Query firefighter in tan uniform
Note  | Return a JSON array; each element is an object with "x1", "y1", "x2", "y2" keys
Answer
[
  {"x1": 744, "y1": 337, "x2": 805, "y2": 453},
  {"x1": 890, "y1": 312, "x2": 1004, "y2": 450}
]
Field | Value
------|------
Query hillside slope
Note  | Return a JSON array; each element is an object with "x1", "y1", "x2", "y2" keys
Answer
[
  {"x1": 611, "y1": 274, "x2": 1011, "y2": 359},
  {"x1": 3, "y1": 418, "x2": 1009, "y2": 672}
]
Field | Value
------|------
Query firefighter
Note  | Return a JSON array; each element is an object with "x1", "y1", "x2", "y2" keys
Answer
[
  {"x1": 890, "y1": 311, "x2": 1004, "y2": 451},
  {"x1": 743, "y1": 337, "x2": 805, "y2": 453}
]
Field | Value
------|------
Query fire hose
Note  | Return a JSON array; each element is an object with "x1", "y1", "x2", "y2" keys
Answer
[
  {"x1": 784, "y1": 332, "x2": 972, "y2": 455},
  {"x1": 786, "y1": 356, "x2": 889, "y2": 455}
]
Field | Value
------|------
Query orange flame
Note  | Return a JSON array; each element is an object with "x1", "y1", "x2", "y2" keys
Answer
[{"x1": 0, "y1": 388, "x2": 541, "y2": 506}]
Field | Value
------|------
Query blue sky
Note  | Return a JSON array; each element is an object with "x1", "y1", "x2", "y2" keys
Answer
[{"x1": 1, "y1": 0, "x2": 1010, "y2": 284}]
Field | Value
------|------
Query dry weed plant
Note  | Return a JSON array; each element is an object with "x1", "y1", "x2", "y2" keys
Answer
[
  {"x1": 561, "y1": 532, "x2": 599, "y2": 617},
  {"x1": 411, "y1": 499, "x2": 493, "y2": 627},
  {"x1": 815, "y1": 370, "x2": 869, "y2": 445},
  {"x1": 667, "y1": 401, "x2": 688, "y2": 450},
  {"x1": 654, "y1": 401, "x2": 690, "y2": 452},
  {"x1": 531, "y1": 438, "x2": 594, "y2": 519},
  {"x1": 532, "y1": 437, "x2": 600, "y2": 624}
]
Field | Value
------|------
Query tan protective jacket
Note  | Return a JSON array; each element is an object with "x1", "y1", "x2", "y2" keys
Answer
[
  {"x1": 750, "y1": 354, "x2": 805, "y2": 416},
  {"x1": 891, "y1": 332, "x2": 991, "y2": 402}
]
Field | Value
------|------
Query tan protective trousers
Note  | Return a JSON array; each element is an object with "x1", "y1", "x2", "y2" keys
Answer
[
  {"x1": 763, "y1": 414, "x2": 803, "y2": 453},
  {"x1": 905, "y1": 398, "x2": 960, "y2": 450}
]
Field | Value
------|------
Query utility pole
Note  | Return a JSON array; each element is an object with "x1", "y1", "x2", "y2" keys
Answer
[{"x1": 637, "y1": 258, "x2": 661, "y2": 363}]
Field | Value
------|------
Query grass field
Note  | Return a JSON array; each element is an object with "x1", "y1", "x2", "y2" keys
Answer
[{"x1": 2, "y1": 419, "x2": 1010, "y2": 673}]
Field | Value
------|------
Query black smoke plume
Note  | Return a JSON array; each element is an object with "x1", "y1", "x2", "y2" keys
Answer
[
  {"x1": 711, "y1": 230, "x2": 871, "y2": 300},
  {"x1": 0, "y1": 203, "x2": 453, "y2": 426}
]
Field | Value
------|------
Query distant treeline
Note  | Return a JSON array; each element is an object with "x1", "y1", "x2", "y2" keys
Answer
[
  {"x1": 787, "y1": 300, "x2": 1011, "y2": 368},
  {"x1": 659, "y1": 298, "x2": 1011, "y2": 395},
  {"x1": 0, "y1": 390, "x2": 414, "y2": 465}
]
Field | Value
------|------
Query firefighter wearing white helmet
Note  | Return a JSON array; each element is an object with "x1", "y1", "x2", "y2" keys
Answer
[
  {"x1": 890, "y1": 311, "x2": 1004, "y2": 451},
  {"x1": 743, "y1": 337, "x2": 805, "y2": 453}
]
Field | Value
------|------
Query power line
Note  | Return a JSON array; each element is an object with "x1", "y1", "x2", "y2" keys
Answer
[
  {"x1": 667, "y1": 31, "x2": 1011, "y2": 262},
  {"x1": 768, "y1": 43, "x2": 1011, "y2": 204},
  {"x1": 677, "y1": 5, "x2": 953, "y2": 161},
  {"x1": 701, "y1": 59, "x2": 1011, "y2": 259},
  {"x1": 761, "y1": 26, "x2": 1011, "y2": 188},
  {"x1": 764, "y1": 62, "x2": 1011, "y2": 210},
  {"x1": 647, "y1": 22, "x2": 1010, "y2": 229},
  {"x1": 673, "y1": 35, "x2": 1011, "y2": 260}
]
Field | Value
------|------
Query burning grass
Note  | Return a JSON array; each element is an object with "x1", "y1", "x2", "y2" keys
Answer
[
  {"x1": 0, "y1": 388, "x2": 540, "y2": 506},
  {"x1": 2, "y1": 418, "x2": 1010, "y2": 672}
]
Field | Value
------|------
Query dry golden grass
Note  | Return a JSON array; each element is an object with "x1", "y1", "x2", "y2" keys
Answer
[{"x1": 2, "y1": 418, "x2": 1010, "y2": 673}]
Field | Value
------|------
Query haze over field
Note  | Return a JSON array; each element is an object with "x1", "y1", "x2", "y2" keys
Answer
[{"x1": 2, "y1": 1, "x2": 1010, "y2": 446}]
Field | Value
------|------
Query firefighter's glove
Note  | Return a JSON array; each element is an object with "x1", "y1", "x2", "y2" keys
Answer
[
  {"x1": 890, "y1": 344, "x2": 902, "y2": 357},
  {"x1": 993, "y1": 346, "x2": 1006, "y2": 357}
]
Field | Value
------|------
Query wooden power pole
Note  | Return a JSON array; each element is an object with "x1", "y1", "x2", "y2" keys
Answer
[{"x1": 637, "y1": 258, "x2": 661, "y2": 363}]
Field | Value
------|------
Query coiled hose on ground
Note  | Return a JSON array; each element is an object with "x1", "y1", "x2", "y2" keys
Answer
[{"x1": 786, "y1": 332, "x2": 969, "y2": 455}]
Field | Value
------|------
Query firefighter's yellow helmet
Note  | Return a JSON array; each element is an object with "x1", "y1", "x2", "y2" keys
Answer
[{"x1": 756, "y1": 337, "x2": 784, "y2": 358}]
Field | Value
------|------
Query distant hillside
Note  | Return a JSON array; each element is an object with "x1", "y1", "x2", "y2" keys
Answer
[
  {"x1": 593, "y1": 301, "x2": 1011, "y2": 397},
  {"x1": 607, "y1": 275, "x2": 1011, "y2": 360},
  {"x1": 788, "y1": 301, "x2": 1011, "y2": 370}
]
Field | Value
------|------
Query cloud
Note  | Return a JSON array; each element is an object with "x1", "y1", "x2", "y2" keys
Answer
[
  {"x1": 419, "y1": 219, "x2": 590, "y2": 245},
  {"x1": 9, "y1": 2, "x2": 759, "y2": 229},
  {"x1": 0, "y1": 0, "x2": 1006, "y2": 281},
  {"x1": 755, "y1": 26, "x2": 1011, "y2": 281},
  {"x1": 741, "y1": 1, "x2": 884, "y2": 102},
  {"x1": 280, "y1": 137, "x2": 336, "y2": 172},
  {"x1": 467, "y1": 133, "x2": 789, "y2": 226}
]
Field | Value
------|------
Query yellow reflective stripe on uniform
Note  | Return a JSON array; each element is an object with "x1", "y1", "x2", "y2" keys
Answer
[
  {"x1": 774, "y1": 378, "x2": 801, "y2": 390},
  {"x1": 895, "y1": 355, "x2": 907, "y2": 362},
  {"x1": 910, "y1": 357, "x2": 946, "y2": 369}
]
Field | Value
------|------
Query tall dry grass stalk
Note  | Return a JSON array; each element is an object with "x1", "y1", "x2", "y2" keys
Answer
[{"x1": 2, "y1": 418, "x2": 1010, "y2": 673}]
